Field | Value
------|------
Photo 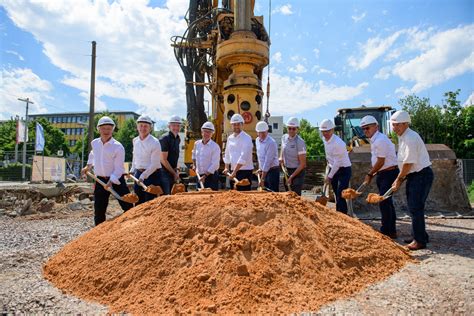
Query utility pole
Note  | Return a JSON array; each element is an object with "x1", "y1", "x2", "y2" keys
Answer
[
  {"x1": 87, "y1": 41, "x2": 96, "y2": 153},
  {"x1": 14, "y1": 115, "x2": 19, "y2": 163},
  {"x1": 18, "y1": 97, "x2": 34, "y2": 181}
]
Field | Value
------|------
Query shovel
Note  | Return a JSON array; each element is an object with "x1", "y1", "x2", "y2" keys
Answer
[
  {"x1": 196, "y1": 173, "x2": 212, "y2": 192},
  {"x1": 128, "y1": 173, "x2": 163, "y2": 196},
  {"x1": 171, "y1": 176, "x2": 186, "y2": 195},
  {"x1": 281, "y1": 165, "x2": 292, "y2": 192},
  {"x1": 342, "y1": 182, "x2": 368, "y2": 200},
  {"x1": 86, "y1": 171, "x2": 138, "y2": 204},
  {"x1": 315, "y1": 183, "x2": 329, "y2": 205},
  {"x1": 255, "y1": 171, "x2": 273, "y2": 192},
  {"x1": 225, "y1": 172, "x2": 251, "y2": 187},
  {"x1": 366, "y1": 187, "x2": 395, "y2": 204}
]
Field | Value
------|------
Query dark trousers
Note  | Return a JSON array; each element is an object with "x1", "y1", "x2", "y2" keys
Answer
[
  {"x1": 94, "y1": 175, "x2": 132, "y2": 226},
  {"x1": 264, "y1": 167, "x2": 280, "y2": 192},
  {"x1": 201, "y1": 171, "x2": 219, "y2": 191},
  {"x1": 330, "y1": 166, "x2": 352, "y2": 214},
  {"x1": 406, "y1": 167, "x2": 434, "y2": 245},
  {"x1": 134, "y1": 169, "x2": 162, "y2": 205},
  {"x1": 285, "y1": 168, "x2": 305, "y2": 196},
  {"x1": 230, "y1": 169, "x2": 253, "y2": 191},
  {"x1": 160, "y1": 169, "x2": 174, "y2": 195},
  {"x1": 376, "y1": 168, "x2": 399, "y2": 235}
]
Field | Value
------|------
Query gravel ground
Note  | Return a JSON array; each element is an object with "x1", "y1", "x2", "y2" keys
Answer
[{"x1": 1, "y1": 205, "x2": 473, "y2": 314}]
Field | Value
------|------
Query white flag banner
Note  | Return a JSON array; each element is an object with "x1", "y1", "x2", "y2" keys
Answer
[
  {"x1": 35, "y1": 122, "x2": 45, "y2": 152},
  {"x1": 16, "y1": 120, "x2": 28, "y2": 144}
]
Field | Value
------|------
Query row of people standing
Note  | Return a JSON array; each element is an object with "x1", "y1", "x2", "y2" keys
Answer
[
  {"x1": 81, "y1": 110, "x2": 432, "y2": 251},
  {"x1": 319, "y1": 111, "x2": 433, "y2": 251}
]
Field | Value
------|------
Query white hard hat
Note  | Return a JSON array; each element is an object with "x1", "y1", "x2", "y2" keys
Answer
[
  {"x1": 137, "y1": 115, "x2": 153, "y2": 124},
  {"x1": 319, "y1": 119, "x2": 335, "y2": 131},
  {"x1": 391, "y1": 110, "x2": 411, "y2": 124},
  {"x1": 168, "y1": 115, "x2": 181, "y2": 124},
  {"x1": 97, "y1": 116, "x2": 115, "y2": 128},
  {"x1": 286, "y1": 117, "x2": 300, "y2": 128},
  {"x1": 230, "y1": 113, "x2": 244, "y2": 124},
  {"x1": 201, "y1": 121, "x2": 215, "y2": 131},
  {"x1": 360, "y1": 115, "x2": 378, "y2": 127},
  {"x1": 255, "y1": 121, "x2": 269, "y2": 132}
]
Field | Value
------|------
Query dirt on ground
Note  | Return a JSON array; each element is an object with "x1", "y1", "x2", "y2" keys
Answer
[
  {"x1": 1, "y1": 192, "x2": 473, "y2": 314},
  {"x1": 42, "y1": 191, "x2": 411, "y2": 314}
]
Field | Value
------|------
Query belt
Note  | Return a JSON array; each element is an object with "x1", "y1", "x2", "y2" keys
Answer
[
  {"x1": 137, "y1": 169, "x2": 146, "y2": 172},
  {"x1": 378, "y1": 166, "x2": 398, "y2": 173},
  {"x1": 269, "y1": 166, "x2": 280, "y2": 171}
]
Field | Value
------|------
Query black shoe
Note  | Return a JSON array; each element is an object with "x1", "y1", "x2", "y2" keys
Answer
[
  {"x1": 388, "y1": 232, "x2": 398, "y2": 239},
  {"x1": 404, "y1": 238, "x2": 413, "y2": 244}
]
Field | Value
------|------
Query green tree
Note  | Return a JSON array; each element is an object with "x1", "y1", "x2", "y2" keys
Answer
[
  {"x1": 399, "y1": 90, "x2": 473, "y2": 159},
  {"x1": 298, "y1": 119, "x2": 325, "y2": 160},
  {"x1": 115, "y1": 118, "x2": 138, "y2": 162}
]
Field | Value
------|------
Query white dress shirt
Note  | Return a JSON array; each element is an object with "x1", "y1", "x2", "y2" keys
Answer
[
  {"x1": 192, "y1": 138, "x2": 221, "y2": 175},
  {"x1": 87, "y1": 137, "x2": 125, "y2": 185},
  {"x1": 256, "y1": 135, "x2": 279, "y2": 172},
  {"x1": 223, "y1": 131, "x2": 254, "y2": 170},
  {"x1": 323, "y1": 134, "x2": 351, "y2": 178},
  {"x1": 131, "y1": 134, "x2": 162, "y2": 180},
  {"x1": 397, "y1": 128, "x2": 431, "y2": 174},
  {"x1": 370, "y1": 131, "x2": 398, "y2": 170}
]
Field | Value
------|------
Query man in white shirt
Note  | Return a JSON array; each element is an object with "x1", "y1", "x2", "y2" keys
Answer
[
  {"x1": 360, "y1": 115, "x2": 399, "y2": 238},
  {"x1": 223, "y1": 114, "x2": 254, "y2": 191},
  {"x1": 81, "y1": 116, "x2": 133, "y2": 225},
  {"x1": 130, "y1": 115, "x2": 162, "y2": 204},
  {"x1": 192, "y1": 121, "x2": 221, "y2": 191},
  {"x1": 280, "y1": 117, "x2": 307, "y2": 195},
  {"x1": 391, "y1": 110, "x2": 433, "y2": 251},
  {"x1": 320, "y1": 119, "x2": 352, "y2": 214},
  {"x1": 255, "y1": 121, "x2": 280, "y2": 192}
]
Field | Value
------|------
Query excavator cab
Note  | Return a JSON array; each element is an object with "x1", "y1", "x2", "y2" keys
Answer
[{"x1": 334, "y1": 106, "x2": 393, "y2": 147}]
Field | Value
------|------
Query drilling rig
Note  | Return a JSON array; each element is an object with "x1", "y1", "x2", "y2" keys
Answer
[{"x1": 171, "y1": 0, "x2": 270, "y2": 165}]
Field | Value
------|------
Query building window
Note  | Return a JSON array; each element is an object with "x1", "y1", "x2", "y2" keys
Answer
[{"x1": 273, "y1": 123, "x2": 279, "y2": 130}]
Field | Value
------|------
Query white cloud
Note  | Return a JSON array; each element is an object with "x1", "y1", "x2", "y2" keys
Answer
[
  {"x1": 395, "y1": 86, "x2": 411, "y2": 97},
  {"x1": 0, "y1": 68, "x2": 52, "y2": 119},
  {"x1": 351, "y1": 11, "x2": 366, "y2": 23},
  {"x1": 464, "y1": 92, "x2": 474, "y2": 106},
  {"x1": 272, "y1": 51, "x2": 282, "y2": 63},
  {"x1": 265, "y1": 71, "x2": 369, "y2": 115},
  {"x1": 5, "y1": 50, "x2": 25, "y2": 61},
  {"x1": 374, "y1": 66, "x2": 392, "y2": 80},
  {"x1": 311, "y1": 65, "x2": 336, "y2": 77},
  {"x1": 2, "y1": 0, "x2": 188, "y2": 121},
  {"x1": 313, "y1": 48, "x2": 320, "y2": 59},
  {"x1": 272, "y1": 4, "x2": 293, "y2": 16},
  {"x1": 288, "y1": 63, "x2": 307, "y2": 74},
  {"x1": 361, "y1": 98, "x2": 373, "y2": 106},
  {"x1": 348, "y1": 30, "x2": 403, "y2": 70},
  {"x1": 392, "y1": 25, "x2": 474, "y2": 93}
]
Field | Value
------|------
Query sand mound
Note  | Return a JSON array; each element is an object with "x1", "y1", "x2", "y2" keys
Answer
[{"x1": 43, "y1": 191, "x2": 411, "y2": 314}]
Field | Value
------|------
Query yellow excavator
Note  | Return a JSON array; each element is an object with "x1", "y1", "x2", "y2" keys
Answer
[{"x1": 171, "y1": 0, "x2": 269, "y2": 165}]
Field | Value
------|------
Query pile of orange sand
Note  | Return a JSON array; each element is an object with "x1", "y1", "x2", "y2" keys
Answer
[{"x1": 43, "y1": 191, "x2": 411, "y2": 314}]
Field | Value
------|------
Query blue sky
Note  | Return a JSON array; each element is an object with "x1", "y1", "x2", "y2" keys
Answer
[{"x1": 1, "y1": 0, "x2": 473, "y2": 127}]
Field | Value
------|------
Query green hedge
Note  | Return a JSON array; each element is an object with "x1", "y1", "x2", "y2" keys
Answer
[{"x1": 0, "y1": 163, "x2": 31, "y2": 181}]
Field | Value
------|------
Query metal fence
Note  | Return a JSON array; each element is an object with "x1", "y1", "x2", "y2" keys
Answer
[{"x1": 461, "y1": 159, "x2": 474, "y2": 185}]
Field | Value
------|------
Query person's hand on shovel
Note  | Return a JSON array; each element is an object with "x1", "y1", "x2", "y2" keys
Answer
[
  {"x1": 391, "y1": 176, "x2": 404, "y2": 192},
  {"x1": 199, "y1": 174, "x2": 207, "y2": 183}
]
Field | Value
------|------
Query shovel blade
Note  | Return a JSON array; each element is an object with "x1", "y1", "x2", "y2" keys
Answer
[
  {"x1": 236, "y1": 179, "x2": 251, "y2": 186},
  {"x1": 315, "y1": 195, "x2": 328, "y2": 206},
  {"x1": 171, "y1": 183, "x2": 186, "y2": 195},
  {"x1": 145, "y1": 185, "x2": 163, "y2": 195},
  {"x1": 122, "y1": 193, "x2": 139, "y2": 204}
]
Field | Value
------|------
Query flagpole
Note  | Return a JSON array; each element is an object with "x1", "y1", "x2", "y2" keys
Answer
[{"x1": 42, "y1": 150, "x2": 45, "y2": 182}]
